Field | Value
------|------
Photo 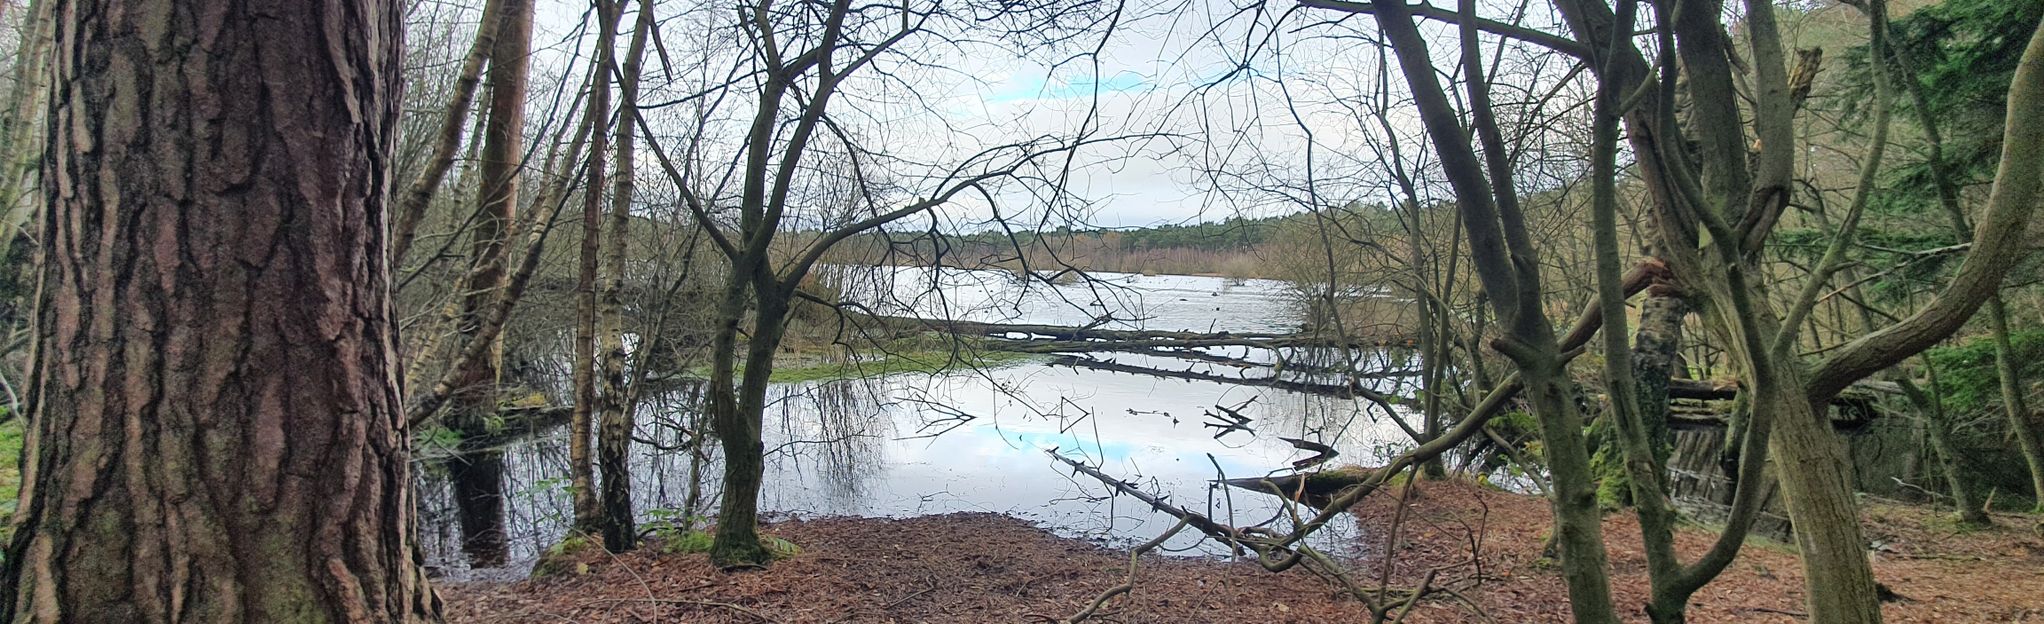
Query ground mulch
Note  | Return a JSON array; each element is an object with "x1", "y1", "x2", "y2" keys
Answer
[{"x1": 442, "y1": 481, "x2": 2044, "y2": 623}]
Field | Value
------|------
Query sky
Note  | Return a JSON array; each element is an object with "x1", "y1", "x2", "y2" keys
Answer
[{"x1": 472, "y1": 0, "x2": 1583, "y2": 230}]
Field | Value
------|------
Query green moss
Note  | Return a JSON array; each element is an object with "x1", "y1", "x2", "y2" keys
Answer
[
  {"x1": 531, "y1": 535, "x2": 601, "y2": 579},
  {"x1": 689, "y1": 336, "x2": 1043, "y2": 383},
  {"x1": 761, "y1": 535, "x2": 801, "y2": 560},
  {"x1": 414, "y1": 425, "x2": 462, "y2": 453},
  {"x1": 0, "y1": 418, "x2": 21, "y2": 543},
  {"x1": 1587, "y1": 417, "x2": 1633, "y2": 511},
  {"x1": 651, "y1": 530, "x2": 796, "y2": 560},
  {"x1": 659, "y1": 530, "x2": 715, "y2": 554},
  {"x1": 499, "y1": 389, "x2": 552, "y2": 409}
]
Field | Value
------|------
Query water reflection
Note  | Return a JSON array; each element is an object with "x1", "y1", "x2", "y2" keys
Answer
[
  {"x1": 832, "y1": 265, "x2": 1306, "y2": 333},
  {"x1": 419, "y1": 270, "x2": 1428, "y2": 572}
]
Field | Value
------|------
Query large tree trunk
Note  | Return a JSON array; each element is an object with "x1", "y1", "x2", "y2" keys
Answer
[
  {"x1": 445, "y1": 0, "x2": 533, "y2": 568},
  {"x1": 706, "y1": 269, "x2": 772, "y2": 567},
  {"x1": 2, "y1": 0, "x2": 438, "y2": 620},
  {"x1": 1769, "y1": 388, "x2": 1884, "y2": 624}
]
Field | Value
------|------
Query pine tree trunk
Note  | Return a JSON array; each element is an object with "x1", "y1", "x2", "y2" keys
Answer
[{"x1": 3, "y1": 0, "x2": 439, "y2": 620}]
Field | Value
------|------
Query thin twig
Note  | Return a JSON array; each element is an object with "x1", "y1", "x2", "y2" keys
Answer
[{"x1": 1059, "y1": 516, "x2": 1192, "y2": 624}]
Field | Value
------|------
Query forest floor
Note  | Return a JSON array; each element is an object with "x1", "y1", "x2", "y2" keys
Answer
[{"x1": 443, "y1": 479, "x2": 2044, "y2": 623}]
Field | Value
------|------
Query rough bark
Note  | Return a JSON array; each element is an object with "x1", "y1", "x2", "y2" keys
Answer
[{"x1": 3, "y1": 0, "x2": 439, "y2": 620}]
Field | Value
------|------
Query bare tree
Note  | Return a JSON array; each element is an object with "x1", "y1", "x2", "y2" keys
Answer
[
  {"x1": 569, "y1": 0, "x2": 625, "y2": 537},
  {"x1": 434, "y1": 0, "x2": 538, "y2": 569},
  {"x1": 633, "y1": 0, "x2": 1133, "y2": 567},
  {"x1": 391, "y1": 0, "x2": 507, "y2": 263},
  {"x1": 595, "y1": 0, "x2": 659, "y2": 553}
]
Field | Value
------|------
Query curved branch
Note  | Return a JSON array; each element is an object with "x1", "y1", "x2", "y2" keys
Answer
[{"x1": 1807, "y1": 17, "x2": 2044, "y2": 402}]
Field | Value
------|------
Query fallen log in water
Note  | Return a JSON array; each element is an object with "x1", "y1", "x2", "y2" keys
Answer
[
  {"x1": 1046, "y1": 354, "x2": 1396, "y2": 401},
  {"x1": 871, "y1": 315, "x2": 1410, "y2": 351},
  {"x1": 1044, "y1": 450, "x2": 1247, "y2": 540},
  {"x1": 1053, "y1": 355, "x2": 1885, "y2": 431}
]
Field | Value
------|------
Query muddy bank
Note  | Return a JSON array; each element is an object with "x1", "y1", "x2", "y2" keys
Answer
[{"x1": 442, "y1": 481, "x2": 2044, "y2": 623}]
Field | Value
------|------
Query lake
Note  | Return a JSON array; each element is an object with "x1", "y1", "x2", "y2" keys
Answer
[{"x1": 418, "y1": 268, "x2": 1427, "y2": 575}]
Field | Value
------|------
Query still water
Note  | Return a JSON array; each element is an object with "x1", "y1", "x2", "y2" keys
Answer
[{"x1": 419, "y1": 268, "x2": 1423, "y2": 573}]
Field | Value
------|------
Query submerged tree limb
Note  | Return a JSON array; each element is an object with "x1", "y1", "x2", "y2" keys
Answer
[
  {"x1": 1046, "y1": 354, "x2": 1402, "y2": 401},
  {"x1": 1045, "y1": 251, "x2": 1659, "y2": 575}
]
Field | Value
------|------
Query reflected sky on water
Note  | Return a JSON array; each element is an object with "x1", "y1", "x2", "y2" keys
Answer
[{"x1": 420, "y1": 269, "x2": 1425, "y2": 572}]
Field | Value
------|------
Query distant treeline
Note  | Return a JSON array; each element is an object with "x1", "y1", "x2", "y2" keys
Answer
[{"x1": 817, "y1": 214, "x2": 1299, "y2": 278}]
